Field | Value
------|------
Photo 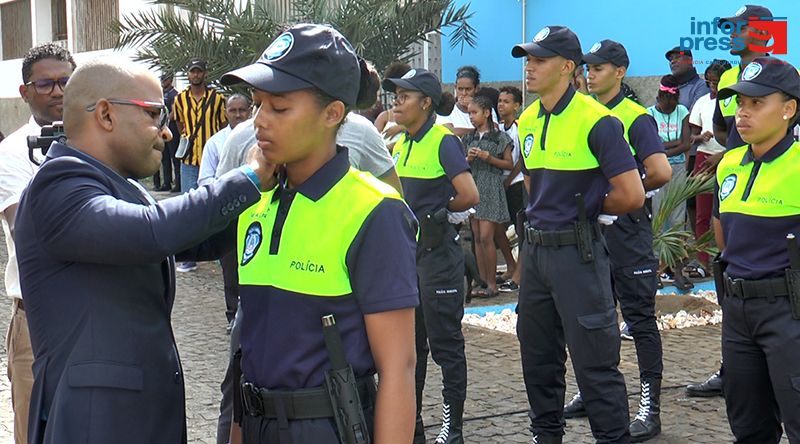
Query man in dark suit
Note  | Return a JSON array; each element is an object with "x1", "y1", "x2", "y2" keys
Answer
[{"x1": 14, "y1": 56, "x2": 276, "y2": 443}]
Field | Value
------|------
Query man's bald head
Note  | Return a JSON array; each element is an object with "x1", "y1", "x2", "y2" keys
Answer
[{"x1": 63, "y1": 56, "x2": 160, "y2": 135}]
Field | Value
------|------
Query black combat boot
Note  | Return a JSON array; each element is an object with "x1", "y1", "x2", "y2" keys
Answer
[
  {"x1": 563, "y1": 392, "x2": 587, "y2": 419},
  {"x1": 434, "y1": 400, "x2": 464, "y2": 444},
  {"x1": 532, "y1": 434, "x2": 563, "y2": 444},
  {"x1": 630, "y1": 379, "x2": 661, "y2": 442}
]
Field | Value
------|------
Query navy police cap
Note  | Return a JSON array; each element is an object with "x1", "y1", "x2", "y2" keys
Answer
[
  {"x1": 719, "y1": 4, "x2": 773, "y2": 25},
  {"x1": 512, "y1": 26, "x2": 582, "y2": 66},
  {"x1": 717, "y1": 57, "x2": 800, "y2": 100},
  {"x1": 382, "y1": 68, "x2": 443, "y2": 107},
  {"x1": 221, "y1": 23, "x2": 360, "y2": 106},
  {"x1": 582, "y1": 40, "x2": 630, "y2": 68}
]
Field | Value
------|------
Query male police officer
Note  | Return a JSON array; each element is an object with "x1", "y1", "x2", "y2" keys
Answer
[
  {"x1": 687, "y1": 3, "x2": 776, "y2": 399},
  {"x1": 512, "y1": 26, "x2": 645, "y2": 443},
  {"x1": 561, "y1": 40, "x2": 672, "y2": 442}
]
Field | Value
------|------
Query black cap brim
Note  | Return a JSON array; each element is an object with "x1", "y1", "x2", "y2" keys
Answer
[
  {"x1": 512, "y1": 42, "x2": 559, "y2": 59},
  {"x1": 581, "y1": 53, "x2": 610, "y2": 66},
  {"x1": 382, "y1": 78, "x2": 417, "y2": 94},
  {"x1": 221, "y1": 63, "x2": 313, "y2": 93},
  {"x1": 717, "y1": 82, "x2": 781, "y2": 100}
]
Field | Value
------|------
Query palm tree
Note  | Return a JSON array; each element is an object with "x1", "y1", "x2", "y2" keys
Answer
[
  {"x1": 111, "y1": 0, "x2": 476, "y2": 85},
  {"x1": 652, "y1": 171, "x2": 718, "y2": 271}
]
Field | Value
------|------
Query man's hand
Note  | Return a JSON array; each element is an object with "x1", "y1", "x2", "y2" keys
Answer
[
  {"x1": 699, "y1": 152, "x2": 724, "y2": 173},
  {"x1": 247, "y1": 145, "x2": 279, "y2": 192}
]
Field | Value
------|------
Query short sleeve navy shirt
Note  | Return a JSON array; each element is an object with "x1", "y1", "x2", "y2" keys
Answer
[
  {"x1": 398, "y1": 117, "x2": 470, "y2": 220},
  {"x1": 239, "y1": 147, "x2": 419, "y2": 390}
]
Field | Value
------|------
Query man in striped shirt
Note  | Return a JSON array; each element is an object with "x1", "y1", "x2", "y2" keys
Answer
[{"x1": 173, "y1": 58, "x2": 227, "y2": 272}]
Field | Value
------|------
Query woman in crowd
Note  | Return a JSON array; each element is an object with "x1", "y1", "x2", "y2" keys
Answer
[
  {"x1": 383, "y1": 67, "x2": 479, "y2": 444},
  {"x1": 438, "y1": 65, "x2": 497, "y2": 136},
  {"x1": 462, "y1": 95, "x2": 513, "y2": 298},
  {"x1": 687, "y1": 59, "x2": 731, "y2": 276}
]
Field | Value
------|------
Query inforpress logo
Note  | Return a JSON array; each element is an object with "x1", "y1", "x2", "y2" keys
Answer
[{"x1": 678, "y1": 15, "x2": 788, "y2": 55}]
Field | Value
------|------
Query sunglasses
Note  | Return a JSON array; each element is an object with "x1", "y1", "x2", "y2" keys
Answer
[
  {"x1": 25, "y1": 76, "x2": 70, "y2": 95},
  {"x1": 86, "y1": 99, "x2": 169, "y2": 129}
]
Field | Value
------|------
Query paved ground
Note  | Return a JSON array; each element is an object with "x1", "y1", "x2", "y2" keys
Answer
[{"x1": 0, "y1": 189, "x2": 789, "y2": 443}]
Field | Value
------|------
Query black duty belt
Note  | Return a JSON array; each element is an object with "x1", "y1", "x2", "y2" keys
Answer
[
  {"x1": 525, "y1": 224, "x2": 600, "y2": 247},
  {"x1": 724, "y1": 275, "x2": 789, "y2": 300},
  {"x1": 241, "y1": 376, "x2": 376, "y2": 419}
]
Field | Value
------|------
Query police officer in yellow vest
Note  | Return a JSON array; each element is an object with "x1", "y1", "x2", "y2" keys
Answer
[
  {"x1": 687, "y1": 2, "x2": 776, "y2": 399},
  {"x1": 511, "y1": 26, "x2": 645, "y2": 444},
  {"x1": 561, "y1": 40, "x2": 672, "y2": 442},
  {"x1": 220, "y1": 24, "x2": 419, "y2": 444},
  {"x1": 713, "y1": 57, "x2": 800, "y2": 443},
  {"x1": 382, "y1": 69, "x2": 479, "y2": 444},
  {"x1": 713, "y1": 4, "x2": 775, "y2": 150}
]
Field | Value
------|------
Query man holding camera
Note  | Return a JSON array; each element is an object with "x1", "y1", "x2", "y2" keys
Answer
[{"x1": 0, "y1": 43, "x2": 75, "y2": 444}]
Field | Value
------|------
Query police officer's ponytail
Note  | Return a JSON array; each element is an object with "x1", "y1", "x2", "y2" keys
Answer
[{"x1": 354, "y1": 58, "x2": 381, "y2": 110}]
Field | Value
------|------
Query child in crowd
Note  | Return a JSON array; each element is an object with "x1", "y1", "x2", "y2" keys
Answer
[
  {"x1": 439, "y1": 65, "x2": 497, "y2": 136},
  {"x1": 462, "y1": 95, "x2": 513, "y2": 297},
  {"x1": 496, "y1": 86, "x2": 524, "y2": 292}
]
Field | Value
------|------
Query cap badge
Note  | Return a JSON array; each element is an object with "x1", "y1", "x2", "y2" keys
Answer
[
  {"x1": 533, "y1": 27, "x2": 550, "y2": 43},
  {"x1": 735, "y1": 5, "x2": 747, "y2": 16},
  {"x1": 742, "y1": 62, "x2": 763, "y2": 81},
  {"x1": 589, "y1": 42, "x2": 602, "y2": 53},
  {"x1": 401, "y1": 69, "x2": 417, "y2": 80},
  {"x1": 719, "y1": 174, "x2": 737, "y2": 201},
  {"x1": 264, "y1": 32, "x2": 294, "y2": 62},
  {"x1": 241, "y1": 221, "x2": 263, "y2": 266}
]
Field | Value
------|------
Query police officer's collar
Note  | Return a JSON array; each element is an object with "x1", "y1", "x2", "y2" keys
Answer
[
  {"x1": 741, "y1": 133, "x2": 795, "y2": 165},
  {"x1": 538, "y1": 85, "x2": 576, "y2": 117},
  {"x1": 407, "y1": 115, "x2": 436, "y2": 143},
  {"x1": 271, "y1": 146, "x2": 350, "y2": 202},
  {"x1": 604, "y1": 89, "x2": 627, "y2": 110}
]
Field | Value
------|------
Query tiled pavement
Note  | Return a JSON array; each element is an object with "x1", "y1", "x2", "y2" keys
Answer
[{"x1": 0, "y1": 206, "x2": 789, "y2": 443}]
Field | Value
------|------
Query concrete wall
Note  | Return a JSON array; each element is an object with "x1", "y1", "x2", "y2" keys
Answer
[{"x1": 0, "y1": 97, "x2": 31, "y2": 137}]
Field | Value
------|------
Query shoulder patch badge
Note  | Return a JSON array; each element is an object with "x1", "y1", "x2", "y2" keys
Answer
[
  {"x1": 523, "y1": 133, "x2": 535, "y2": 157},
  {"x1": 241, "y1": 221, "x2": 263, "y2": 266},
  {"x1": 719, "y1": 174, "x2": 737, "y2": 201}
]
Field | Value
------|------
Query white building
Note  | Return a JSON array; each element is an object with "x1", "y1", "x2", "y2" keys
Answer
[{"x1": 0, "y1": 0, "x2": 156, "y2": 134}]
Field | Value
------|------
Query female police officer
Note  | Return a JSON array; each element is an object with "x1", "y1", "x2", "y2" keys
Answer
[
  {"x1": 382, "y1": 69, "x2": 479, "y2": 444},
  {"x1": 713, "y1": 56, "x2": 800, "y2": 443},
  {"x1": 220, "y1": 24, "x2": 418, "y2": 444}
]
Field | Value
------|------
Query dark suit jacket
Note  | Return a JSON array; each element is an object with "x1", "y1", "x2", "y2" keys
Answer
[{"x1": 14, "y1": 143, "x2": 260, "y2": 443}]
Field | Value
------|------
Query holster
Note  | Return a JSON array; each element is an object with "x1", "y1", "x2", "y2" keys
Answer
[
  {"x1": 420, "y1": 208, "x2": 448, "y2": 251},
  {"x1": 324, "y1": 366, "x2": 370, "y2": 444},
  {"x1": 712, "y1": 254, "x2": 728, "y2": 305},
  {"x1": 785, "y1": 269, "x2": 800, "y2": 320},
  {"x1": 574, "y1": 221, "x2": 595, "y2": 264}
]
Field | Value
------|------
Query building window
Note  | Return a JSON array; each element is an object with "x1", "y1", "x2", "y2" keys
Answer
[
  {"x1": 73, "y1": 0, "x2": 119, "y2": 52},
  {"x1": 52, "y1": 0, "x2": 67, "y2": 41},
  {"x1": 1, "y1": 0, "x2": 32, "y2": 60}
]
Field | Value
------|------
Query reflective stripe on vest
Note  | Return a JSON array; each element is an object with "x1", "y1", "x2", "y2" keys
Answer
[
  {"x1": 716, "y1": 142, "x2": 800, "y2": 217},
  {"x1": 610, "y1": 97, "x2": 648, "y2": 156},
  {"x1": 237, "y1": 167, "x2": 403, "y2": 296},
  {"x1": 519, "y1": 92, "x2": 612, "y2": 171},
  {"x1": 393, "y1": 124, "x2": 452, "y2": 179},
  {"x1": 718, "y1": 66, "x2": 741, "y2": 119}
]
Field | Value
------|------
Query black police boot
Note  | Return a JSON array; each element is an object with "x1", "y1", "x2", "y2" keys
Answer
[
  {"x1": 630, "y1": 379, "x2": 661, "y2": 442},
  {"x1": 686, "y1": 370, "x2": 723, "y2": 397},
  {"x1": 434, "y1": 400, "x2": 464, "y2": 444},
  {"x1": 532, "y1": 434, "x2": 563, "y2": 444},
  {"x1": 563, "y1": 392, "x2": 587, "y2": 419},
  {"x1": 413, "y1": 416, "x2": 426, "y2": 444}
]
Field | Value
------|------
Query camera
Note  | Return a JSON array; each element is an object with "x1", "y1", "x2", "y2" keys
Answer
[{"x1": 26, "y1": 121, "x2": 66, "y2": 165}]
